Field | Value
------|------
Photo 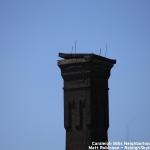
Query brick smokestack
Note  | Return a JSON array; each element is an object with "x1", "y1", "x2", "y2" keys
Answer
[{"x1": 58, "y1": 53, "x2": 116, "y2": 150}]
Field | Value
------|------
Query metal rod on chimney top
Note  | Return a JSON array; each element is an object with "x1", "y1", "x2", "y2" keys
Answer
[
  {"x1": 75, "y1": 40, "x2": 77, "y2": 54},
  {"x1": 105, "y1": 43, "x2": 108, "y2": 57}
]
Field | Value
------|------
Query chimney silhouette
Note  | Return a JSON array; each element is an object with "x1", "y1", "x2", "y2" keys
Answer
[{"x1": 58, "y1": 53, "x2": 116, "y2": 150}]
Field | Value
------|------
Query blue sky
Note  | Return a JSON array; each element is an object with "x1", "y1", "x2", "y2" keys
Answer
[{"x1": 0, "y1": 0, "x2": 150, "y2": 149}]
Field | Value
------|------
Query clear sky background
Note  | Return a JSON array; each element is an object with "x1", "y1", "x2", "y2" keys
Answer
[{"x1": 0, "y1": 0, "x2": 150, "y2": 149}]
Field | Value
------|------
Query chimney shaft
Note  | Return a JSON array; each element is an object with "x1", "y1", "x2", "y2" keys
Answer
[{"x1": 58, "y1": 53, "x2": 116, "y2": 150}]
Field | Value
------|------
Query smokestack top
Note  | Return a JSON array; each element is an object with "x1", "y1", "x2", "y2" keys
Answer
[{"x1": 58, "y1": 52, "x2": 116, "y2": 66}]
